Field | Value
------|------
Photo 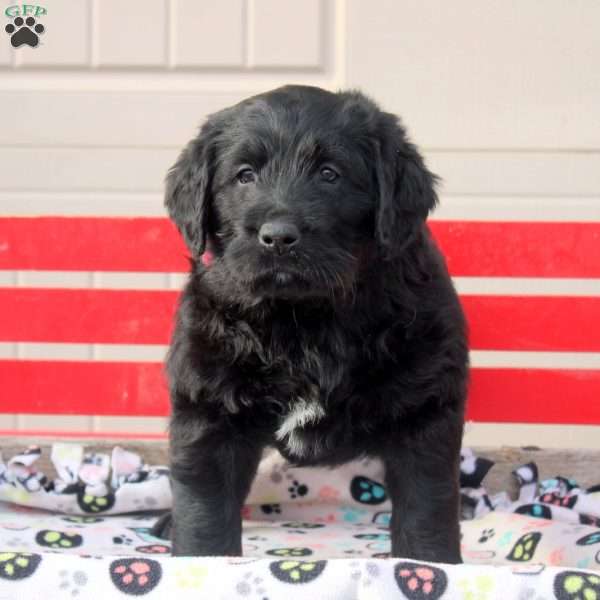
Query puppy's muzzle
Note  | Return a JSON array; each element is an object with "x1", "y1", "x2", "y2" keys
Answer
[{"x1": 258, "y1": 220, "x2": 300, "y2": 255}]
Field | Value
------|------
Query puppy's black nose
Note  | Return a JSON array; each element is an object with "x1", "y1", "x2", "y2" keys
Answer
[{"x1": 258, "y1": 221, "x2": 300, "y2": 254}]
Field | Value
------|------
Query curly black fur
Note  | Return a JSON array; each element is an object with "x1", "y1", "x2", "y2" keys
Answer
[{"x1": 153, "y1": 85, "x2": 469, "y2": 563}]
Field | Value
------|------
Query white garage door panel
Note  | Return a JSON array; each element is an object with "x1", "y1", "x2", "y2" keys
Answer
[
  {"x1": 427, "y1": 152, "x2": 600, "y2": 197},
  {"x1": 1, "y1": 148, "x2": 598, "y2": 196},
  {"x1": 0, "y1": 91, "x2": 254, "y2": 147},
  {"x1": 347, "y1": 0, "x2": 600, "y2": 149},
  {"x1": 0, "y1": 148, "x2": 177, "y2": 192}
]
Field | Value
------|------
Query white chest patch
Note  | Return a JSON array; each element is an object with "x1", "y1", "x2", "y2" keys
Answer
[{"x1": 276, "y1": 399, "x2": 326, "y2": 457}]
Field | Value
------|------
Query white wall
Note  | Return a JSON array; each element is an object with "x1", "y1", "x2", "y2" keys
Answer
[{"x1": 1, "y1": 0, "x2": 599, "y2": 446}]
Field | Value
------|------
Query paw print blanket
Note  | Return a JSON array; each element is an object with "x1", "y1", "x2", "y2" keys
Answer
[{"x1": 0, "y1": 443, "x2": 598, "y2": 599}]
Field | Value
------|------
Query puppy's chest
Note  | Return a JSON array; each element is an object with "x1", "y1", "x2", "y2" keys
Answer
[{"x1": 264, "y1": 329, "x2": 357, "y2": 460}]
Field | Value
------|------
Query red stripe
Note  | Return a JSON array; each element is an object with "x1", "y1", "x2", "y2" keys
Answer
[
  {"x1": 2, "y1": 217, "x2": 600, "y2": 277},
  {"x1": 462, "y1": 295, "x2": 600, "y2": 352},
  {"x1": 0, "y1": 217, "x2": 189, "y2": 272},
  {"x1": 0, "y1": 360, "x2": 169, "y2": 417},
  {"x1": 0, "y1": 360, "x2": 598, "y2": 424},
  {"x1": 428, "y1": 220, "x2": 600, "y2": 278},
  {"x1": 467, "y1": 368, "x2": 600, "y2": 424},
  {"x1": 0, "y1": 288, "x2": 178, "y2": 344},
  {"x1": 2, "y1": 289, "x2": 600, "y2": 352}
]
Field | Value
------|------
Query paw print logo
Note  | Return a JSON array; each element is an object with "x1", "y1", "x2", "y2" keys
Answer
[
  {"x1": 478, "y1": 528, "x2": 495, "y2": 543},
  {"x1": 5, "y1": 17, "x2": 44, "y2": 48},
  {"x1": 288, "y1": 480, "x2": 308, "y2": 499}
]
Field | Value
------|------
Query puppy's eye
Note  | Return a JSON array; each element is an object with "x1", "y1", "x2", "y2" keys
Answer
[
  {"x1": 320, "y1": 167, "x2": 339, "y2": 183},
  {"x1": 236, "y1": 168, "x2": 256, "y2": 184}
]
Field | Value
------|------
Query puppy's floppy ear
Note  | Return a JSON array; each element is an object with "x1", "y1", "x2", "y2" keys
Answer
[
  {"x1": 165, "y1": 120, "x2": 218, "y2": 256},
  {"x1": 374, "y1": 115, "x2": 439, "y2": 258}
]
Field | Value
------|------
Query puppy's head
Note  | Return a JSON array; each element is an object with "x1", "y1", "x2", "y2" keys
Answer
[{"x1": 166, "y1": 85, "x2": 437, "y2": 302}]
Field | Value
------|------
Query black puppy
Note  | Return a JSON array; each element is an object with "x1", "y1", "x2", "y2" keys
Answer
[{"x1": 155, "y1": 85, "x2": 468, "y2": 563}]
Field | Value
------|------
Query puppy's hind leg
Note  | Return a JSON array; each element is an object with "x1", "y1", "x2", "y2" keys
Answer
[{"x1": 150, "y1": 511, "x2": 172, "y2": 540}]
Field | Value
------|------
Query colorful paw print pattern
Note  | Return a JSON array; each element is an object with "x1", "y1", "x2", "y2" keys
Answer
[
  {"x1": 506, "y1": 532, "x2": 542, "y2": 562},
  {"x1": 541, "y1": 493, "x2": 578, "y2": 509},
  {"x1": 109, "y1": 558, "x2": 162, "y2": 595},
  {"x1": 0, "y1": 552, "x2": 41, "y2": 580},
  {"x1": 553, "y1": 570, "x2": 600, "y2": 600},
  {"x1": 35, "y1": 529, "x2": 83, "y2": 549},
  {"x1": 354, "y1": 532, "x2": 390, "y2": 542},
  {"x1": 579, "y1": 514, "x2": 600, "y2": 527},
  {"x1": 62, "y1": 516, "x2": 104, "y2": 524},
  {"x1": 266, "y1": 547, "x2": 313, "y2": 557},
  {"x1": 269, "y1": 559, "x2": 327, "y2": 584},
  {"x1": 77, "y1": 490, "x2": 116, "y2": 513},
  {"x1": 478, "y1": 528, "x2": 495, "y2": 543},
  {"x1": 350, "y1": 476, "x2": 387, "y2": 505},
  {"x1": 576, "y1": 531, "x2": 600, "y2": 546},
  {"x1": 515, "y1": 503, "x2": 553, "y2": 520},
  {"x1": 394, "y1": 562, "x2": 448, "y2": 600},
  {"x1": 135, "y1": 544, "x2": 171, "y2": 554},
  {"x1": 281, "y1": 522, "x2": 324, "y2": 529},
  {"x1": 261, "y1": 503, "x2": 282, "y2": 515}
]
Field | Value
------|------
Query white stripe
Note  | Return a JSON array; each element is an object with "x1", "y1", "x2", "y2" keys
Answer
[
  {"x1": 453, "y1": 277, "x2": 600, "y2": 297},
  {"x1": 0, "y1": 343, "x2": 598, "y2": 369},
  {"x1": 433, "y1": 195, "x2": 600, "y2": 222},
  {"x1": 0, "y1": 192, "x2": 166, "y2": 216},
  {"x1": 2, "y1": 192, "x2": 599, "y2": 219},
  {"x1": 2, "y1": 416, "x2": 598, "y2": 448},
  {"x1": 2, "y1": 414, "x2": 169, "y2": 435},
  {"x1": 0, "y1": 343, "x2": 168, "y2": 361},
  {"x1": 0, "y1": 271, "x2": 188, "y2": 290},
  {"x1": 469, "y1": 351, "x2": 600, "y2": 370},
  {"x1": 2, "y1": 272, "x2": 599, "y2": 296},
  {"x1": 463, "y1": 423, "x2": 600, "y2": 450}
]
